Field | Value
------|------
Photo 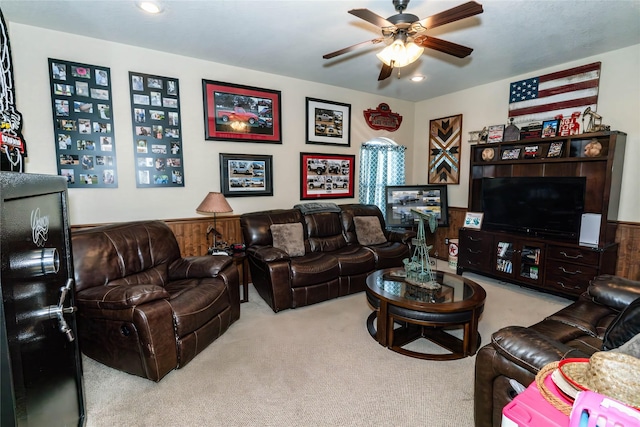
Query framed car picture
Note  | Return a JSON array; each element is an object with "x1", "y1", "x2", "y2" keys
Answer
[
  {"x1": 220, "y1": 153, "x2": 273, "y2": 197},
  {"x1": 300, "y1": 152, "x2": 354, "y2": 200},
  {"x1": 203, "y1": 80, "x2": 281, "y2": 143},
  {"x1": 305, "y1": 98, "x2": 351, "y2": 146}
]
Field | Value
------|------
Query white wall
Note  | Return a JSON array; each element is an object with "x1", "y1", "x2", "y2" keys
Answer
[
  {"x1": 412, "y1": 44, "x2": 640, "y2": 222},
  {"x1": 8, "y1": 23, "x2": 415, "y2": 225},
  {"x1": 8, "y1": 22, "x2": 640, "y2": 224}
]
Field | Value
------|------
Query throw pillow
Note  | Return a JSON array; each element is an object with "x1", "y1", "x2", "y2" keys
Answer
[
  {"x1": 353, "y1": 216, "x2": 387, "y2": 246},
  {"x1": 270, "y1": 223, "x2": 305, "y2": 257},
  {"x1": 602, "y1": 296, "x2": 640, "y2": 351}
]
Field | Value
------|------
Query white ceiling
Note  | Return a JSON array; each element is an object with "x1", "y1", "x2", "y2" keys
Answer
[{"x1": 1, "y1": 0, "x2": 639, "y2": 102}]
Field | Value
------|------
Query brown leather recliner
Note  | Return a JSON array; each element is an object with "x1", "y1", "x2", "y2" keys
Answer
[
  {"x1": 71, "y1": 220, "x2": 240, "y2": 381},
  {"x1": 474, "y1": 274, "x2": 640, "y2": 427}
]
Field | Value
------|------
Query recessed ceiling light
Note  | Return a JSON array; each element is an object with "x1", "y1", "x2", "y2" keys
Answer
[
  {"x1": 410, "y1": 75, "x2": 426, "y2": 82},
  {"x1": 137, "y1": 1, "x2": 163, "y2": 14}
]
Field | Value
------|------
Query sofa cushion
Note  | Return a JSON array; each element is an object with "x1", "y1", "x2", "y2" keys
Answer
[
  {"x1": 602, "y1": 296, "x2": 640, "y2": 351},
  {"x1": 353, "y1": 216, "x2": 386, "y2": 245},
  {"x1": 271, "y1": 223, "x2": 305, "y2": 257}
]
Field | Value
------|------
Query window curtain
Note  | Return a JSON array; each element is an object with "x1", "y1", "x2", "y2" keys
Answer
[{"x1": 358, "y1": 143, "x2": 406, "y2": 217}]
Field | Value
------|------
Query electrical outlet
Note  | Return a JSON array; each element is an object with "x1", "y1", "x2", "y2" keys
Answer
[{"x1": 445, "y1": 238, "x2": 449, "y2": 245}]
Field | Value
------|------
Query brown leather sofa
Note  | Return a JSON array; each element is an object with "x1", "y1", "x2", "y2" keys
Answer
[
  {"x1": 71, "y1": 220, "x2": 240, "y2": 381},
  {"x1": 240, "y1": 204, "x2": 414, "y2": 312},
  {"x1": 474, "y1": 274, "x2": 640, "y2": 427}
]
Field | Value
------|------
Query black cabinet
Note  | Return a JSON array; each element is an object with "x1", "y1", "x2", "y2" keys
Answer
[{"x1": 0, "y1": 172, "x2": 85, "y2": 427}]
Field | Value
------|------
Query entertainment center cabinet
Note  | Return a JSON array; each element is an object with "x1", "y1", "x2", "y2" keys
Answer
[{"x1": 457, "y1": 131, "x2": 626, "y2": 298}]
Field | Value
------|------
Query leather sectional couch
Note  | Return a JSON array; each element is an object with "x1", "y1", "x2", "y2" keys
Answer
[
  {"x1": 474, "y1": 274, "x2": 640, "y2": 427},
  {"x1": 71, "y1": 220, "x2": 240, "y2": 381},
  {"x1": 240, "y1": 203, "x2": 415, "y2": 312}
]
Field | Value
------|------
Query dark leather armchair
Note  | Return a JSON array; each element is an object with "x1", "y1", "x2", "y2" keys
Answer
[
  {"x1": 71, "y1": 220, "x2": 240, "y2": 381},
  {"x1": 474, "y1": 275, "x2": 640, "y2": 426}
]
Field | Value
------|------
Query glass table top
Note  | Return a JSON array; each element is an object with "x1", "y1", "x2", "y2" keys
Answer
[{"x1": 367, "y1": 268, "x2": 478, "y2": 305}]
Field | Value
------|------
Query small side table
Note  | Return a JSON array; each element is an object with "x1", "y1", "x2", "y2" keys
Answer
[{"x1": 229, "y1": 252, "x2": 249, "y2": 303}]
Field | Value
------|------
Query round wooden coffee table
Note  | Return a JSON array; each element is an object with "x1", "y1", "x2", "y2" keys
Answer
[{"x1": 365, "y1": 268, "x2": 486, "y2": 360}]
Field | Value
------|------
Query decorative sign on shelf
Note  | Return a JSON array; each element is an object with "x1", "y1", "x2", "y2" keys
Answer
[
  {"x1": 363, "y1": 103, "x2": 402, "y2": 132},
  {"x1": 48, "y1": 58, "x2": 118, "y2": 187},
  {"x1": 129, "y1": 72, "x2": 184, "y2": 187}
]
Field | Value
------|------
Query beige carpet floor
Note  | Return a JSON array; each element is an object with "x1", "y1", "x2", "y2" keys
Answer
[{"x1": 81, "y1": 261, "x2": 571, "y2": 427}]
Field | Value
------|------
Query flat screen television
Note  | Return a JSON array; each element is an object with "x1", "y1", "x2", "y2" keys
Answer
[
  {"x1": 385, "y1": 185, "x2": 449, "y2": 228},
  {"x1": 481, "y1": 177, "x2": 586, "y2": 241}
]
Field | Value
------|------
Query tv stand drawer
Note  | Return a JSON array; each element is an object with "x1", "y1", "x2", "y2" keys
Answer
[
  {"x1": 544, "y1": 260, "x2": 598, "y2": 295},
  {"x1": 547, "y1": 245, "x2": 600, "y2": 265}
]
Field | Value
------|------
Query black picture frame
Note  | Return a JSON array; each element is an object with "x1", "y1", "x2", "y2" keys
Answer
[
  {"x1": 49, "y1": 58, "x2": 118, "y2": 188},
  {"x1": 385, "y1": 185, "x2": 449, "y2": 228},
  {"x1": 220, "y1": 153, "x2": 273, "y2": 197},
  {"x1": 541, "y1": 119, "x2": 560, "y2": 138},
  {"x1": 305, "y1": 97, "x2": 351, "y2": 146},
  {"x1": 203, "y1": 80, "x2": 281, "y2": 143},
  {"x1": 129, "y1": 72, "x2": 184, "y2": 187}
]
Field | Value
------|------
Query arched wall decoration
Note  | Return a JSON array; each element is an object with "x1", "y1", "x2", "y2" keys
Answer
[
  {"x1": 0, "y1": 10, "x2": 28, "y2": 172},
  {"x1": 363, "y1": 103, "x2": 402, "y2": 132}
]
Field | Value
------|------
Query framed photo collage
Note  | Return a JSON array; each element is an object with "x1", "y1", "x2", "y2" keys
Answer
[
  {"x1": 129, "y1": 72, "x2": 184, "y2": 187},
  {"x1": 49, "y1": 58, "x2": 117, "y2": 187}
]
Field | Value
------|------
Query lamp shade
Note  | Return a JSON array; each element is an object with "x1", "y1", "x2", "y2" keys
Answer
[
  {"x1": 376, "y1": 40, "x2": 424, "y2": 68},
  {"x1": 196, "y1": 192, "x2": 233, "y2": 215}
]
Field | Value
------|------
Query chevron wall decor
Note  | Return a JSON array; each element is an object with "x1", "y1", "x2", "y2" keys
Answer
[{"x1": 429, "y1": 114, "x2": 462, "y2": 184}]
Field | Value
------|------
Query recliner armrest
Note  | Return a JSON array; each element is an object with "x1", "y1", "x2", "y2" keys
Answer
[
  {"x1": 386, "y1": 229, "x2": 416, "y2": 244},
  {"x1": 76, "y1": 284, "x2": 169, "y2": 310},
  {"x1": 169, "y1": 256, "x2": 232, "y2": 279},
  {"x1": 248, "y1": 245, "x2": 290, "y2": 262},
  {"x1": 588, "y1": 274, "x2": 640, "y2": 311},
  {"x1": 491, "y1": 326, "x2": 590, "y2": 373}
]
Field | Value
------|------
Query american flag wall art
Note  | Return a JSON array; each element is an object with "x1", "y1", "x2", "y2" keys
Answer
[{"x1": 508, "y1": 62, "x2": 601, "y2": 124}]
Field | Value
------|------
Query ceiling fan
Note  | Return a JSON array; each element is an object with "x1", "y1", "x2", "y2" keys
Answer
[{"x1": 323, "y1": 0, "x2": 483, "y2": 81}]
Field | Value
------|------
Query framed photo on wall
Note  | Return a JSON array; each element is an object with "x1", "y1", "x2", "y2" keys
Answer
[
  {"x1": 49, "y1": 58, "x2": 118, "y2": 188},
  {"x1": 129, "y1": 71, "x2": 184, "y2": 187},
  {"x1": 202, "y1": 80, "x2": 281, "y2": 143},
  {"x1": 305, "y1": 98, "x2": 351, "y2": 146},
  {"x1": 300, "y1": 152, "x2": 355, "y2": 200},
  {"x1": 220, "y1": 153, "x2": 273, "y2": 197}
]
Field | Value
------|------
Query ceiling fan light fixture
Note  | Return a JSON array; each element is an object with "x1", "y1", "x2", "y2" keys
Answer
[
  {"x1": 376, "y1": 40, "x2": 424, "y2": 68},
  {"x1": 137, "y1": 1, "x2": 164, "y2": 14}
]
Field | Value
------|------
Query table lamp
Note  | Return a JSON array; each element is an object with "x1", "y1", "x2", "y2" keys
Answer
[{"x1": 196, "y1": 192, "x2": 233, "y2": 255}]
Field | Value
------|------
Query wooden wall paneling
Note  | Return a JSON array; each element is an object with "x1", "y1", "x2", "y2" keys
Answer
[{"x1": 615, "y1": 222, "x2": 640, "y2": 280}]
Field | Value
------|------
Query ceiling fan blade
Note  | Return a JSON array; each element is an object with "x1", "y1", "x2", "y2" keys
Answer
[
  {"x1": 414, "y1": 35, "x2": 473, "y2": 58},
  {"x1": 378, "y1": 62, "x2": 394, "y2": 81},
  {"x1": 349, "y1": 8, "x2": 395, "y2": 29},
  {"x1": 323, "y1": 38, "x2": 384, "y2": 59},
  {"x1": 416, "y1": 1, "x2": 483, "y2": 30}
]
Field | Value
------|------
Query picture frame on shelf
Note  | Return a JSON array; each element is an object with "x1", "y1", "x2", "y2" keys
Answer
[
  {"x1": 463, "y1": 212, "x2": 484, "y2": 229},
  {"x1": 487, "y1": 124, "x2": 505, "y2": 144},
  {"x1": 202, "y1": 80, "x2": 281, "y2": 143},
  {"x1": 300, "y1": 152, "x2": 354, "y2": 200},
  {"x1": 305, "y1": 97, "x2": 351, "y2": 146},
  {"x1": 220, "y1": 153, "x2": 273, "y2": 197},
  {"x1": 541, "y1": 119, "x2": 560, "y2": 138},
  {"x1": 547, "y1": 141, "x2": 564, "y2": 158},
  {"x1": 523, "y1": 145, "x2": 539, "y2": 159},
  {"x1": 501, "y1": 147, "x2": 521, "y2": 160}
]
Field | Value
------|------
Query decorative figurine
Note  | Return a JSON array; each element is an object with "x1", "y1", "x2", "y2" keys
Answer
[
  {"x1": 403, "y1": 208, "x2": 440, "y2": 289},
  {"x1": 582, "y1": 107, "x2": 611, "y2": 133}
]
